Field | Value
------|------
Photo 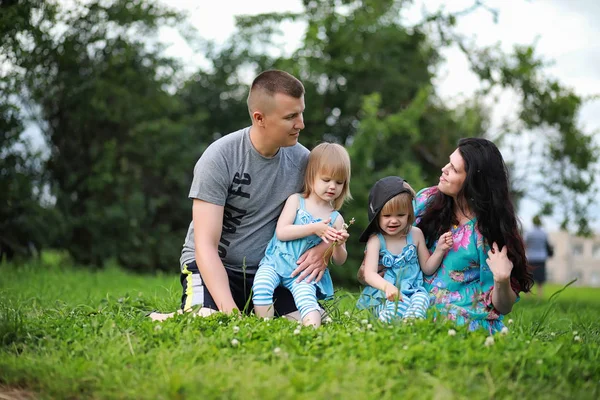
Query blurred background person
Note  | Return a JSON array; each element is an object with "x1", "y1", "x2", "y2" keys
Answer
[{"x1": 525, "y1": 215, "x2": 553, "y2": 297}]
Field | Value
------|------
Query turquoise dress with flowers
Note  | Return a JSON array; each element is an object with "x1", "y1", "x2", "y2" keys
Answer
[
  {"x1": 356, "y1": 229, "x2": 428, "y2": 310},
  {"x1": 414, "y1": 187, "x2": 520, "y2": 334},
  {"x1": 259, "y1": 195, "x2": 337, "y2": 300}
]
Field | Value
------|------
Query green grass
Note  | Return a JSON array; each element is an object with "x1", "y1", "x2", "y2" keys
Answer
[{"x1": 1, "y1": 252, "x2": 599, "y2": 399}]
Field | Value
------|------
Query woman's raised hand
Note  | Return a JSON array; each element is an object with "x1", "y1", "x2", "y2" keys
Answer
[{"x1": 486, "y1": 242, "x2": 513, "y2": 283}]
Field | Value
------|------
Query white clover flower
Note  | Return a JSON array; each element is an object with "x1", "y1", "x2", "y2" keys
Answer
[
  {"x1": 484, "y1": 336, "x2": 495, "y2": 347},
  {"x1": 293, "y1": 328, "x2": 301, "y2": 335},
  {"x1": 500, "y1": 327, "x2": 509, "y2": 335},
  {"x1": 507, "y1": 319, "x2": 514, "y2": 325},
  {"x1": 218, "y1": 321, "x2": 223, "y2": 325},
  {"x1": 273, "y1": 347, "x2": 281, "y2": 354},
  {"x1": 550, "y1": 332, "x2": 556, "y2": 337},
  {"x1": 572, "y1": 330, "x2": 578, "y2": 335},
  {"x1": 344, "y1": 311, "x2": 351, "y2": 317},
  {"x1": 402, "y1": 345, "x2": 409, "y2": 350},
  {"x1": 367, "y1": 324, "x2": 373, "y2": 330},
  {"x1": 324, "y1": 316, "x2": 333, "y2": 324},
  {"x1": 536, "y1": 359, "x2": 543, "y2": 365},
  {"x1": 231, "y1": 339, "x2": 239, "y2": 347},
  {"x1": 233, "y1": 326, "x2": 240, "y2": 333},
  {"x1": 361, "y1": 319, "x2": 368, "y2": 325},
  {"x1": 447, "y1": 329, "x2": 456, "y2": 336},
  {"x1": 264, "y1": 317, "x2": 270, "y2": 322},
  {"x1": 574, "y1": 335, "x2": 582, "y2": 342},
  {"x1": 154, "y1": 325, "x2": 162, "y2": 331}
]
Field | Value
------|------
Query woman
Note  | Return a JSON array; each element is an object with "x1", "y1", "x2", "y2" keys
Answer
[{"x1": 358, "y1": 137, "x2": 533, "y2": 333}]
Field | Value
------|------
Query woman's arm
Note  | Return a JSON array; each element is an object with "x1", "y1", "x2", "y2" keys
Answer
[{"x1": 487, "y1": 242, "x2": 518, "y2": 314}]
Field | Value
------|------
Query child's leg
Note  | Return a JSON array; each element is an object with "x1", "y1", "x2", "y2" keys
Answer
[
  {"x1": 377, "y1": 299, "x2": 409, "y2": 323},
  {"x1": 252, "y1": 265, "x2": 281, "y2": 319},
  {"x1": 403, "y1": 292, "x2": 430, "y2": 319},
  {"x1": 283, "y1": 278, "x2": 321, "y2": 327}
]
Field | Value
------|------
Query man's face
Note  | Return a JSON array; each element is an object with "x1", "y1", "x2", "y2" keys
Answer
[{"x1": 262, "y1": 93, "x2": 305, "y2": 148}]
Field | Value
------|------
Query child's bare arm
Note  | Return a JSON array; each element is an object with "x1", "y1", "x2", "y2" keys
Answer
[
  {"x1": 331, "y1": 216, "x2": 348, "y2": 265},
  {"x1": 276, "y1": 196, "x2": 337, "y2": 242}
]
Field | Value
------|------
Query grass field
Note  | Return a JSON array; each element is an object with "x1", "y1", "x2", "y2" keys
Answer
[{"x1": 1, "y1": 252, "x2": 599, "y2": 399}]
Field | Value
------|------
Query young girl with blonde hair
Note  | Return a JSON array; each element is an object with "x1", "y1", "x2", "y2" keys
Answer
[
  {"x1": 357, "y1": 176, "x2": 453, "y2": 322},
  {"x1": 252, "y1": 142, "x2": 352, "y2": 327}
]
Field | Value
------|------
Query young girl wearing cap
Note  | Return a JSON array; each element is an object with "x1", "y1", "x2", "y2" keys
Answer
[
  {"x1": 357, "y1": 177, "x2": 453, "y2": 322},
  {"x1": 252, "y1": 142, "x2": 352, "y2": 327}
]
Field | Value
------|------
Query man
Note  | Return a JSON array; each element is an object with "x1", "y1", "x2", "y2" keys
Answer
[{"x1": 150, "y1": 70, "x2": 328, "y2": 321}]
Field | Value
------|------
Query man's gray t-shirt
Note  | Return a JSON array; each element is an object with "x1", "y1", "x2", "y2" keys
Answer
[{"x1": 180, "y1": 127, "x2": 309, "y2": 274}]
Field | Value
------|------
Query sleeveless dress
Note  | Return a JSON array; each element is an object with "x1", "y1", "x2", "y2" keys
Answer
[
  {"x1": 356, "y1": 229, "x2": 428, "y2": 310},
  {"x1": 414, "y1": 186, "x2": 521, "y2": 333},
  {"x1": 259, "y1": 195, "x2": 338, "y2": 300}
]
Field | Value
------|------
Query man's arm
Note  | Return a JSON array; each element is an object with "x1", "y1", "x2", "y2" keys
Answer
[{"x1": 193, "y1": 199, "x2": 237, "y2": 314}]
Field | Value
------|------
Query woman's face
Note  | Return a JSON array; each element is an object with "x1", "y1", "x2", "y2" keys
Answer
[{"x1": 438, "y1": 149, "x2": 467, "y2": 198}]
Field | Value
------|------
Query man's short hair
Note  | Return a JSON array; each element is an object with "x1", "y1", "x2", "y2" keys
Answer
[{"x1": 247, "y1": 70, "x2": 305, "y2": 116}]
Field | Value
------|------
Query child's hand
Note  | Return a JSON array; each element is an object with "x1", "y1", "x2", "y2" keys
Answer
[
  {"x1": 436, "y1": 231, "x2": 453, "y2": 252},
  {"x1": 312, "y1": 219, "x2": 338, "y2": 243},
  {"x1": 385, "y1": 284, "x2": 400, "y2": 302},
  {"x1": 334, "y1": 229, "x2": 349, "y2": 245}
]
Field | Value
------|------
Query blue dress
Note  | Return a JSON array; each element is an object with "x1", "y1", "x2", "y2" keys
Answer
[
  {"x1": 259, "y1": 195, "x2": 338, "y2": 300},
  {"x1": 414, "y1": 187, "x2": 521, "y2": 333},
  {"x1": 356, "y1": 229, "x2": 428, "y2": 310}
]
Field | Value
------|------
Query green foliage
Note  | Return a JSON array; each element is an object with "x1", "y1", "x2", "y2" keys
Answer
[
  {"x1": 1, "y1": 260, "x2": 599, "y2": 399},
  {"x1": 0, "y1": 0, "x2": 596, "y2": 274}
]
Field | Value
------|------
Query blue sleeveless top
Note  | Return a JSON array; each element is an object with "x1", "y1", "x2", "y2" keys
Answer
[
  {"x1": 356, "y1": 229, "x2": 427, "y2": 309},
  {"x1": 259, "y1": 195, "x2": 339, "y2": 300}
]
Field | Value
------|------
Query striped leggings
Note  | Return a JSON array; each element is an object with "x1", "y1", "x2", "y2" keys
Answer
[
  {"x1": 253, "y1": 264, "x2": 319, "y2": 319},
  {"x1": 375, "y1": 291, "x2": 430, "y2": 323}
]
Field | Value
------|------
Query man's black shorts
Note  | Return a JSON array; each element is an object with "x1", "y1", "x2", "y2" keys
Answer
[{"x1": 180, "y1": 260, "x2": 298, "y2": 316}]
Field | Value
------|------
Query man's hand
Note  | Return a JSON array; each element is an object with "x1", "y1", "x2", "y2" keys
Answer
[{"x1": 292, "y1": 242, "x2": 328, "y2": 283}]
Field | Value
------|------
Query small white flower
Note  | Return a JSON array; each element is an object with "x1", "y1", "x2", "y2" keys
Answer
[
  {"x1": 264, "y1": 317, "x2": 270, "y2": 322},
  {"x1": 273, "y1": 347, "x2": 281, "y2": 354},
  {"x1": 367, "y1": 324, "x2": 373, "y2": 330},
  {"x1": 484, "y1": 336, "x2": 495, "y2": 347},
  {"x1": 526, "y1": 340, "x2": 531, "y2": 344},
  {"x1": 572, "y1": 331, "x2": 578, "y2": 335},
  {"x1": 402, "y1": 345, "x2": 409, "y2": 350},
  {"x1": 507, "y1": 319, "x2": 514, "y2": 325},
  {"x1": 154, "y1": 325, "x2": 162, "y2": 331},
  {"x1": 574, "y1": 335, "x2": 582, "y2": 342},
  {"x1": 324, "y1": 316, "x2": 333, "y2": 324},
  {"x1": 293, "y1": 328, "x2": 301, "y2": 335},
  {"x1": 218, "y1": 321, "x2": 223, "y2": 325},
  {"x1": 231, "y1": 339, "x2": 239, "y2": 347},
  {"x1": 233, "y1": 326, "x2": 240, "y2": 333},
  {"x1": 550, "y1": 332, "x2": 556, "y2": 337},
  {"x1": 361, "y1": 319, "x2": 368, "y2": 325},
  {"x1": 536, "y1": 359, "x2": 543, "y2": 365},
  {"x1": 447, "y1": 329, "x2": 456, "y2": 336},
  {"x1": 344, "y1": 311, "x2": 350, "y2": 317},
  {"x1": 500, "y1": 327, "x2": 509, "y2": 335}
]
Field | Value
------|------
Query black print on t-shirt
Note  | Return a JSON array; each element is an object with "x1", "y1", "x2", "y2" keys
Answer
[
  {"x1": 219, "y1": 173, "x2": 251, "y2": 259},
  {"x1": 228, "y1": 172, "x2": 251, "y2": 198}
]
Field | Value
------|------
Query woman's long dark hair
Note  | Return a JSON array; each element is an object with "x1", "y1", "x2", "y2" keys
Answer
[{"x1": 417, "y1": 137, "x2": 533, "y2": 292}]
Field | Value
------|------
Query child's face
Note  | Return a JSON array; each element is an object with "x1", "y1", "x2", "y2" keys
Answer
[
  {"x1": 378, "y1": 210, "x2": 409, "y2": 236},
  {"x1": 313, "y1": 173, "x2": 344, "y2": 203}
]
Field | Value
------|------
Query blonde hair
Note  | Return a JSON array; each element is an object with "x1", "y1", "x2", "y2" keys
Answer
[
  {"x1": 378, "y1": 191, "x2": 415, "y2": 236},
  {"x1": 302, "y1": 142, "x2": 352, "y2": 210}
]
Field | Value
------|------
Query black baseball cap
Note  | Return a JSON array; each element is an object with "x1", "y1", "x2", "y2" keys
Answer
[{"x1": 358, "y1": 176, "x2": 413, "y2": 242}]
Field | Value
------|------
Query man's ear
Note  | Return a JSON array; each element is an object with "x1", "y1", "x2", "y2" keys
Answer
[{"x1": 252, "y1": 111, "x2": 266, "y2": 127}]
